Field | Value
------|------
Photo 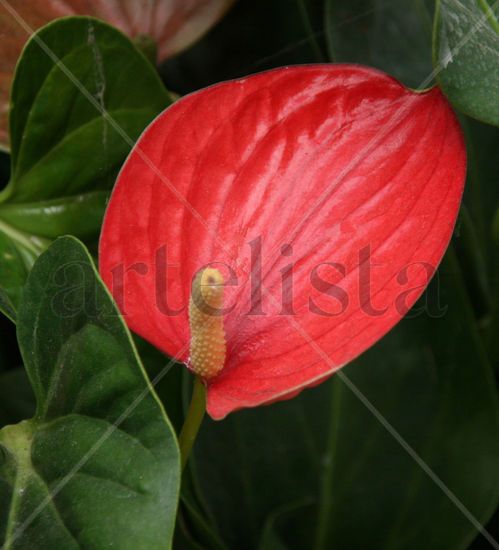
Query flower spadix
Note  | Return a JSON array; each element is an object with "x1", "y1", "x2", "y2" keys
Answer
[
  {"x1": 189, "y1": 268, "x2": 226, "y2": 379},
  {"x1": 99, "y1": 64, "x2": 466, "y2": 420}
]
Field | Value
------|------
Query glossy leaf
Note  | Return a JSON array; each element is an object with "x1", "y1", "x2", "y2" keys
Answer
[
  {"x1": 99, "y1": 64, "x2": 466, "y2": 419},
  {"x1": 190, "y1": 251, "x2": 499, "y2": 549},
  {"x1": 5, "y1": 16, "x2": 170, "y2": 202},
  {"x1": 0, "y1": 16, "x2": 170, "y2": 318},
  {"x1": 433, "y1": 0, "x2": 499, "y2": 126},
  {"x1": 0, "y1": 0, "x2": 234, "y2": 150},
  {"x1": 0, "y1": 236, "x2": 180, "y2": 548},
  {"x1": 325, "y1": 0, "x2": 434, "y2": 87},
  {"x1": 0, "y1": 191, "x2": 108, "y2": 240}
]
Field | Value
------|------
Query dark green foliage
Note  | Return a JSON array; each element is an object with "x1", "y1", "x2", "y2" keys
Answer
[{"x1": 0, "y1": 3, "x2": 497, "y2": 548}]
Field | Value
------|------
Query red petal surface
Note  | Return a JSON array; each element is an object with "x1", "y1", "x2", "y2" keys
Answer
[
  {"x1": 0, "y1": 0, "x2": 233, "y2": 149},
  {"x1": 99, "y1": 65, "x2": 466, "y2": 419}
]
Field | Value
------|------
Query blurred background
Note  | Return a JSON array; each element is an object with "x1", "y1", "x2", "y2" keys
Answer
[{"x1": 0, "y1": 1, "x2": 498, "y2": 548}]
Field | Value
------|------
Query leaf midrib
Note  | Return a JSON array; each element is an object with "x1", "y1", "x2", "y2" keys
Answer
[
  {"x1": 1, "y1": 419, "x2": 81, "y2": 549},
  {"x1": 0, "y1": 411, "x2": 160, "y2": 547},
  {"x1": 1, "y1": 420, "x2": 35, "y2": 549}
]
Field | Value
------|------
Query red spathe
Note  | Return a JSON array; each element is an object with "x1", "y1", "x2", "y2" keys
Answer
[{"x1": 99, "y1": 64, "x2": 466, "y2": 420}]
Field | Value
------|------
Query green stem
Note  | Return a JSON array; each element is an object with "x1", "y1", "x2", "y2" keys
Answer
[
  {"x1": 178, "y1": 376, "x2": 206, "y2": 470},
  {"x1": 314, "y1": 377, "x2": 342, "y2": 550}
]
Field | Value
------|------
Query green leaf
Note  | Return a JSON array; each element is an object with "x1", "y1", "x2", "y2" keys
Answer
[
  {"x1": 0, "y1": 16, "x2": 171, "y2": 320},
  {"x1": 0, "y1": 192, "x2": 108, "y2": 240},
  {"x1": 5, "y1": 16, "x2": 170, "y2": 202},
  {"x1": 324, "y1": 0, "x2": 434, "y2": 87},
  {"x1": 133, "y1": 335, "x2": 186, "y2": 435},
  {"x1": 433, "y1": 0, "x2": 499, "y2": 126},
  {"x1": 191, "y1": 250, "x2": 499, "y2": 549},
  {"x1": 0, "y1": 228, "x2": 40, "y2": 318},
  {"x1": 0, "y1": 237, "x2": 180, "y2": 548}
]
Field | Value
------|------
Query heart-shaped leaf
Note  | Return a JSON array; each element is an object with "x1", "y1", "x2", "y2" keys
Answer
[
  {"x1": 5, "y1": 16, "x2": 170, "y2": 202},
  {"x1": 0, "y1": 1, "x2": 234, "y2": 150},
  {"x1": 189, "y1": 251, "x2": 499, "y2": 549},
  {"x1": 0, "y1": 16, "x2": 171, "y2": 318},
  {"x1": 433, "y1": 0, "x2": 499, "y2": 126},
  {"x1": 99, "y1": 64, "x2": 466, "y2": 419},
  {"x1": 0, "y1": 236, "x2": 180, "y2": 548}
]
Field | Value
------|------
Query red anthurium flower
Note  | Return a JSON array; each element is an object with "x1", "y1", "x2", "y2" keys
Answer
[
  {"x1": 99, "y1": 64, "x2": 466, "y2": 420},
  {"x1": 0, "y1": 0, "x2": 233, "y2": 149}
]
